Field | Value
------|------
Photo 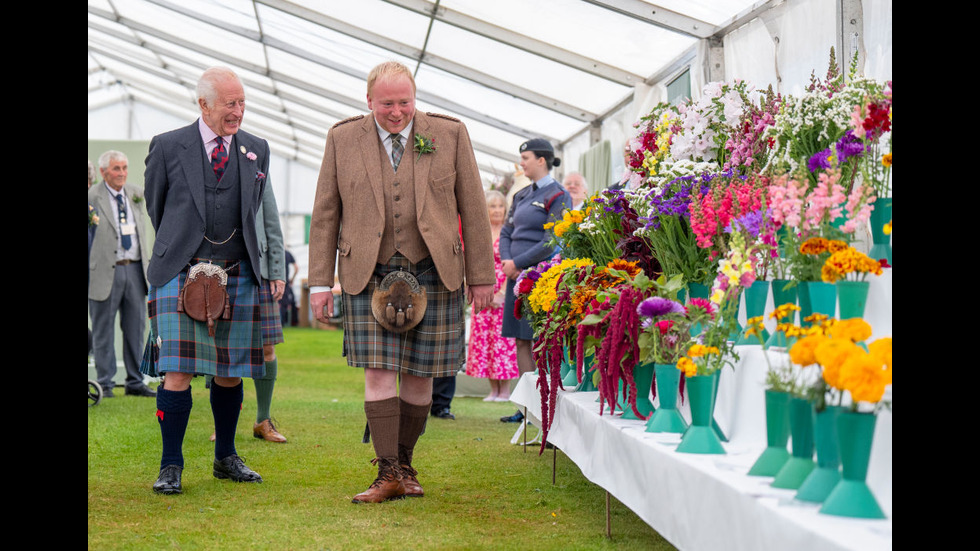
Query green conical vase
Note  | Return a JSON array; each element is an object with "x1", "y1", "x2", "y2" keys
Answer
[
  {"x1": 771, "y1": 397, "x2": 815, "y2": 489},
  {"x1": 819, "y1": 411, "x2": 887, "y2": 518},
  {"x1": 687, "y1": 282, "x2": 711, "y2": 336},
  {"x1": 575, "y1": 353, "x2": 598, "y2": 392},
  {"x1": 621, "y1": 362, "x2": 655, "y2": 420},
  {"x1": 646, "y1": 363, "x2": 688, "y2": 433},
  {"x1": 561, "y1": 346, "x2": 580, "y2": 388},
  {"x1": 747, "y1": 390, "x2": 792, "y2": 476},
  {"x1": 710, "y1": 370, "x2": 727, "y2": 442},
  {"x1": 766, "y1": 279, "x2": 798, "y2": 348},
  {"x1": 798, "y1": 281, "x2": 836, "y2": 327},
  {"x1": 796, "y1": 405, "x2": 844, "y2": 502},
  {"x1": 676, "y1": 374, "x2": 725, "y2": 454},
  {"x1": 868, "y1": 197, "x2": 892, "y2": 266},
  {"x1": 737, "y1": 281, "x2": 770, "y2": 345},
  {"x1": 836, "y1": 280, "x2": 870, "y2": 321}
]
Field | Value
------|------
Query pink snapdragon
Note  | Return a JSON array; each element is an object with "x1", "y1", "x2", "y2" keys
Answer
[
  {"x1": 767, "y1": 175, "x2": 805, "y2": 229},
  {"x1": 841, "y1": 182, "x2": 876, "y2": 233},
  {"x1": 803, "y1": 171, "x2": 845, "y2": 229}
]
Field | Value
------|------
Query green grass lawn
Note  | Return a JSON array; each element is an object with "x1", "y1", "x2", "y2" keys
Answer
[{"x1": 88, "y1": 326, "x2": 676, "y2": 550}]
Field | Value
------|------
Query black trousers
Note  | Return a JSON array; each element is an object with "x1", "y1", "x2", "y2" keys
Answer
[{"x1": 431, "y1": 375, "x2": 456, "y2": 413}]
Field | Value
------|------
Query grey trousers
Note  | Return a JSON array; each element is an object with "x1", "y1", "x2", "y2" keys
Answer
[{"x1": 89, "y1": 262, "x2": 147, "y2": 392}]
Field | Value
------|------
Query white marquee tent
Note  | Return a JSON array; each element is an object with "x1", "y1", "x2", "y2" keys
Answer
[{"x1": 89, "y1": 0, "x2": 892, "y2": 253}]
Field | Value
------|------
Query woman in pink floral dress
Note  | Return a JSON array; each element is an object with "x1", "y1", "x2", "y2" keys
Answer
[{"x1": 466, "y1": 190, "x2": 518, "y2": 401}]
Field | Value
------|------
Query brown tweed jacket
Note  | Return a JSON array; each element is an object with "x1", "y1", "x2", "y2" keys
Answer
[{"x1": 308, "y1": 111, "x2": 495, "y2": 295}]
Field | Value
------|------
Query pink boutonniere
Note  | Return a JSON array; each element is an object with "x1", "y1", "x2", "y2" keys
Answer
[{"x1": 247, "y1": 152, "x2": 257, "y2": 161}]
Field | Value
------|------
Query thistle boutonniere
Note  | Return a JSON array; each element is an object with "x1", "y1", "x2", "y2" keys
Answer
[
  {"x1": 132, "y1": 195, "x2": 143, "y2": 205},
  {"x1": 89, "y1": 204, "x2": 99, "y2": 226},
  {"x1": 413, "y1": 133, "x2": 437, "y2": 160}
]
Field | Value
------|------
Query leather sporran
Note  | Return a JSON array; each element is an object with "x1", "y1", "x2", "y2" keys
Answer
[
  {"x1": 177, "y1": 262, "x2": 232, "y2": 336},
  {"x1": 371, "y1": 269, "x2": 427, "y2": 333}
]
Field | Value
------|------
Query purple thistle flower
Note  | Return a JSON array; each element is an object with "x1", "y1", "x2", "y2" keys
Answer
[
  {"x1": 808, "y1": 149, "x2": 832, "y2": 172},
  {"x1": 637, "y1": 296, "x2": 685, "y2": 318}
]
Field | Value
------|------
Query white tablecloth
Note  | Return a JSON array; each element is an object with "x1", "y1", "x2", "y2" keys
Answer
[{"x1": 509, "y1": 270, "x2": 893, "y2": 551}]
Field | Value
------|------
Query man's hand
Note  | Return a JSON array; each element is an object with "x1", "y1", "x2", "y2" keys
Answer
[
  {"x1": 311, "y1": 291, "x2": 334, "y2": 323},
  {"x1": 270, "y1": 279, "x2": 285, "y2": 302},
  {"x1": 501, "y1": 259, "x2": 519, "y2": 280},
  {"x1": 467, "y1": 284, "x2": 495, "y2": 312}
]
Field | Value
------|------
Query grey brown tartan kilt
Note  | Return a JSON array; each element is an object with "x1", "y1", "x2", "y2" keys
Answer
[
  {"x1": 342, "y1": 254, "x2": 465, "y2": 378},
  {"x1": 140, "y1": 259, "x2": 265, "y2": 379}
]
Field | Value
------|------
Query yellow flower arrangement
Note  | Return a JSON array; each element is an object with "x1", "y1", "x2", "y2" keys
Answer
[
  {"x1": 828, "y1": 318, "x2": 872, "y2": 343},
  {"x1": 527, "y1": 258, "x2": 593, "y2": 314},
  {"x1": 820, "y1": 245, "x2": 883, "y2": 283},
  {"x1": 543, "y1": 208, "x2": 585, "y2": 238}
]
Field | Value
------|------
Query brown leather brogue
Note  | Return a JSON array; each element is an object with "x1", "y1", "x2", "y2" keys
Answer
[
  {"x1": 352, "y1": 458, "x2": 406, "y2": 504},
  {"x1": 253, "y1": 419, "x2": 287, "y2": 443},
  {"x1": 400, "y1": 464, "x2": 424, "y2": 497}
]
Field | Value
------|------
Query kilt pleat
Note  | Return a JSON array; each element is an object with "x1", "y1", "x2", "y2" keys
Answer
[
  {"x1": 259, "y1": 279, "x2": 284, "y2": 346},
  {"x1": 342, "y1": 254, "x2": 464, "y2": 378},
  {"x1": 140, "y1": 260, "x2": 265, "y2": 378}
]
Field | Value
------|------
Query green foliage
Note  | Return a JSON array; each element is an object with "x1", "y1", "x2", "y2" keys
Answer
[{"x1": 88, "y1": 327, "x2": 676, "y2": 550}]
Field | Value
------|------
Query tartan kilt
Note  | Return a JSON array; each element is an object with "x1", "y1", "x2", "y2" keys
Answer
[
  {"x1": 140, "y1": 259, "x2": 265, "y2": 378},
  {"x1": 342, "y1": 254, "x2": 464, "y2": 378},
  {"x1": 259, "y1": 279, "x2": 284, "y2": 346}
]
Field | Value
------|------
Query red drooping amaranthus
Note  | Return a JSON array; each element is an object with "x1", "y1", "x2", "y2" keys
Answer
[{"x1": 594, "y1": 287, "x2": 647, "y2": 419}]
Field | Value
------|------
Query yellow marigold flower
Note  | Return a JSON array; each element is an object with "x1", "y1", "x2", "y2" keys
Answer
[
  {"x1": 770, "y1": 303, "x2": 800, "y2": 321},
  {"x1": 868, "y1": 338, "x2": 892, "y2": 384},
  {"x1": 687, "y1": 344, "x2": 719, "y2": 358},
  {"x1": 789, "y1": 335, "x2": 826, "y2": 367},
  {"x1": 883, "y1": 221, "x2": 892, "y2": 235},
  {"x1": 800, "y1": 237, "x2": 828, "y2": 255},
  {"x1": 744, "y1": 316, "x2": 765, "y2": 337},
  {"x1": 829, "y1": 318, "x2": 872, "y2": 343},
  {"x1": 838, "y1": 351, "x2": 888, "y2": 403},
  {"x1": 777, "y1": 322, "x2": 803, "y2": 337},
  {"x1": 803, "y1": 313, "x2": 829, "y2": 325},
  {"x1": 543, "y1": 222, "x2": 555, "y2": 230},
  {"x1": 814, "y1": 338, "x2": 863, "y2": 372},
  {"x1": 677, "y1": 357, "x2": 697, "y2": 377},
  {"x1": 882, "y1": 153, "x2": 892, "y2": 167},
  {"x1": 827, "y1": 240, "x2": 848, "y2": 253}
]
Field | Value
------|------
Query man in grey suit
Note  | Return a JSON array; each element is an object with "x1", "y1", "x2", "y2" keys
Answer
[
  {"x1": 88, "y1": 150, "x2": 156, "y2": 398},
  {"x1": 141, "y1": 66, "x2": 271, "y2": 495}
]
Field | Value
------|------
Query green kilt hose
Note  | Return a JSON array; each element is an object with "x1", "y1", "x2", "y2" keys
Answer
[
  {"x1": 141, "y1": 259, "x2": 265, "y2": 379},
  {"x1": 342, "y1": 254, "x2": 464, "y2": 378}
]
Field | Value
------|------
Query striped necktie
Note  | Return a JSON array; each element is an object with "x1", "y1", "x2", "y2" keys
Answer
[
  {"x1": 390, "y1": 133, "x2": 404, "y2": 172},
  {"x1": 115, "y1": 193, "x2": 132, "y2": 250}
]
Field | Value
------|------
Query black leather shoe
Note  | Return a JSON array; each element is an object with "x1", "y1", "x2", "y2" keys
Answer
[
  {"x1": 432, "y1": 407, "x2": 455, "y2": 420},
  {"x1": 213, "y1": 454, "x2": 263, "y2": 483},
  {"x1": 500, "y1": 411, "x2": 524, "y2": 423},
  {"x1": 153, "y1": 464, "x2": 183, "y2": 494},
  {"x1": 126, "y1": 385, "x2": 157, "y2": 397}
]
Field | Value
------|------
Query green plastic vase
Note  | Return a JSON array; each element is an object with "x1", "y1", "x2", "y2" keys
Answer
[
  {"x1": 746, "y1": 390, "x2": 791, "y2": 476},
  {"x1": 798, "y1": 281, "x2": 836, "y2": 327},
  {"x1": 687, "y1": 282, "x2": 711, "y2": 336},
  {"x1": 819, "y1": 411, "x2": 887, "y2": 518},
  {"x1": 710, "y1": 370, "x2": 728, "y2": 442},
  {"x1": 795, "y1": 405, "x2": 844, "y2": 502},
  {"x1": 574, "y1": 353, "x2": 598, "y2": 392},
  {"x1": 868, "y1": 197, "x2": 892, "y2": 266},
  {"x1": 771, "y1": 397, "x2": 815, "y2": 489},
  {"x1": 646, "y1": 363, "x2": 688, "y2": 433},
  {"x1": 737, "y1": 280, "x2": 771, "y2": 345},
  {"x1": 561, "y1": 346, "x2": 580, "y2": 388},
  {"x1": 676, "y1": 374, "x2": 725, "y2": 454},
  {"x1": 836, "y1": 280, "x2": 870, "y2": 321},
  {"x1": 766, "y1": 279, "x2": 798, "y2": 348},
  {"x1": 621, "y1": 362, "x2": 655, "y2": 420}
]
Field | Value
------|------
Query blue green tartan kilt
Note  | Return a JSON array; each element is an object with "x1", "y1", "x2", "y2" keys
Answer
[
  {"x1": 342, "y1": 254, "x2": 464, "y2": 378},
  {"x1": 259, "y1": 279, "x2": 284, "y2": 346},
  {"x1": 140, "y1": 259, "x2": 265, "y2": 378}
]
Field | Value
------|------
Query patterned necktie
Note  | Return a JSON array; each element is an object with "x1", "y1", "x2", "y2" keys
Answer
[
  {"x1": 115, "y1": 193, "x2": 132, "y2": 250},
  {"x1": 211, "y1": 136, "x2": 228, "y2": 181},
  {"x1": 390, "y1": 133, "x2": 404, "y2": 172}
]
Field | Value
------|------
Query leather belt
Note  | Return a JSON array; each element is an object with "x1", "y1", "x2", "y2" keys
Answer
[{"x1": 116, "y1": 259, "x2": 140, "y2": 266}]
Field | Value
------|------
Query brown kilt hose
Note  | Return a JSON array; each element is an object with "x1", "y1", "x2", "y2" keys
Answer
[
  {"x1": 140, "y1": 259, "x2": 266, "y2": 379},
  {"x1": 342, "y1": 254, "x2": 465, "y2": 378},
  {"x1": 259, "y1": 279, "x2": 285, "y2": 346}
]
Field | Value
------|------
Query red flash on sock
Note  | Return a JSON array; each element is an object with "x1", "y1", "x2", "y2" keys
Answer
[{"x1": 156, "y1": 410, "x2": 165, "y2": 421}]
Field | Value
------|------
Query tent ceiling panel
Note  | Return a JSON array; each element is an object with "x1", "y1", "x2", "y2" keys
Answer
[{"x1": 89, "y1": 0, "x2": 777, "y2": 175}]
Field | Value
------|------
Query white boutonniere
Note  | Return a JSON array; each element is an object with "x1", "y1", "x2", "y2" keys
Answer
[{"x1": 240, "y1": 146, "x2": 257, "y2": 161}]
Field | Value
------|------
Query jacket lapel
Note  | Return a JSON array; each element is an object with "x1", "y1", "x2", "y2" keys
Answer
[
  {"x1": 96, "y1": 183, "x2": 118, "y2": 235},
  {"x1": 412, "y1": 112, "x2": 432, "y2": 218},
  {"x1": 357, "y1": 115, "x2": 386, "y2": 217},
  {"x1": 233, "y1": 134, "x2": 256, "y2": 221},
  {"x1": 177, "y1": 123, "x2": 207, "y2": 223}
]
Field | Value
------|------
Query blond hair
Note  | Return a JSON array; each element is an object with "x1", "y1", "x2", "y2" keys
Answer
[{"x1": 367, "y1": 61, "x2": 416, "y2": 96}]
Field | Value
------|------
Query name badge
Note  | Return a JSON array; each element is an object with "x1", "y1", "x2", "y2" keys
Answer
[{"x1": 120, "y1": 222, "x2": 137, "y2": 236}]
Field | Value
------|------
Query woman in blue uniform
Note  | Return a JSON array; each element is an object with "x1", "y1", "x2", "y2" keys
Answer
[{"x1": 498, "y1": 138, "x2": 571, "y2": 423}]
